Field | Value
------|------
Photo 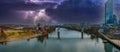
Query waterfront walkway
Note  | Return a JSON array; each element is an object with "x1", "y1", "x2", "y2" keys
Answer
[
  {"x1": 111, "y1": 40, "x2": 120, "y2": 48},
  {"x1": 98, "y1": 30, "x2": 120, "y2": 48}
]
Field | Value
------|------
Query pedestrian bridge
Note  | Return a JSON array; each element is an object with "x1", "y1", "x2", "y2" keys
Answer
[{"x1": 48, "y1": 28, "x2": 91, "y2": 39}]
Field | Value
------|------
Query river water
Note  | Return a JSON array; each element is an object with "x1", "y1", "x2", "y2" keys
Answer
[{"x1": 0, "y1": 28, "x2": 120, "y2": 52}]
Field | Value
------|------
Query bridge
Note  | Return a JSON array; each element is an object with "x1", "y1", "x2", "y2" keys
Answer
[{"x1": 51, "y1": 24, "x2": 120, "y2": 49}]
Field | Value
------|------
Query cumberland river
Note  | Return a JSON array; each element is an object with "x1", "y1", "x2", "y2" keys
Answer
[{"x1": 0, "y1": 28, "x2": 120, "y2": 52}]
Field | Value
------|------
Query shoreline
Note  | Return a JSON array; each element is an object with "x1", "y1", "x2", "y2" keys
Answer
[
  {"x1": 0, "y1": 34, "x2": 42, "y2": 43},
  {"x1": 98, "y1": 30, "x2": 120, "y2": 49},
  {"x1": 0, "y1": 26, "x2": 55, "y2": 43}
]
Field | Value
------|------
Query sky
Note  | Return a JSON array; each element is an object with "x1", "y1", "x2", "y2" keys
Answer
[{"x1": 0, "y1": 0, "x2": 120, "y2": 24}]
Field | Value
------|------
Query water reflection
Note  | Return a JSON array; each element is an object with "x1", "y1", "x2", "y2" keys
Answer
[
  {"x1": 0, "y1": 28, "x2": 120, "y2": 52},
  {"x1": 49, "y1": 28, "x2": 91, "y2": 39},
  {"x1": 0, "y1": 42, "x2": 7, "y2": 45},
  {"x1": 104, "y1": 43, "x2": 120, "y2": 52},
  {"x1": 37, "y1": 36, "x2": 45, "y2": 43}
]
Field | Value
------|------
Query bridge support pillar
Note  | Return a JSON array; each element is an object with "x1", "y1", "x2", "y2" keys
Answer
[
  {"x1": 81, "y1": 32, "x2": 84, "y2": 39},
  {"x1": 58, "y1": 31, "x2": 60, "y2": 39},
  {"x1": 81, "y1": 28, "x2": 84, "y2": 39},
  {"x1": 57, "y1": 28, "x2": 60, "y2": 39}
]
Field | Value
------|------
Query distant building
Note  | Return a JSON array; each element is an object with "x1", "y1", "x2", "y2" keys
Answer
[
  {"x1": 118, "y1": 19, "x2": 120, "y2": 25},
  {"x1": 104, "y1": 43, "x2": 120, "y2": 52},
  {"x1": 14, "y1": 27, "x2": 24, "y2": 30},
  {"x1": 36, "y1": 23, "x2": 41, "y2": 31},
  {"x1": 105, "y1": 0, "x2": 118, "y2": 26}
]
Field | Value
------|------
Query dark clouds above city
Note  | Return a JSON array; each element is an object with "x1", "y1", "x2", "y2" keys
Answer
[{"x1": 0, "y1": 0, "x2": 120, "y2": 24}]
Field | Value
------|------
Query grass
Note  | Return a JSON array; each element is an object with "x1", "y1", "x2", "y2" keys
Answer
[
  {"x1": 0, "y1": 29, "x2": 40, "y2": 39},
  {"x1": 0, "y1": 26, "x2": 55, "y2": 42},
  {"x1": 0, "y1": 32, "x2": 1, "y2": 36}
]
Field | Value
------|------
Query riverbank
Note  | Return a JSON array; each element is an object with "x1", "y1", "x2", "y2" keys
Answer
[
  {"x1": 0, "y1": 26, "x2": 55, "y2": 43},
  {"x1": 105, "y1": 33, "x2": 120, "y2": 40},
  {"x1": 0, "y1": 33, "x2": 42, "y2": 43},
  {"x1": 98, "y1": 30, "x2": 120, "y2": 49}
]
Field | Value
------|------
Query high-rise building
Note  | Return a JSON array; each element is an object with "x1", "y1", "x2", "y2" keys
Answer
[
  {"x1": 105, "y1": 0, "x2": 118, "y2": 26},
  {"x1": 118, "y1": 20, "x2": 120, "y2": 25}
]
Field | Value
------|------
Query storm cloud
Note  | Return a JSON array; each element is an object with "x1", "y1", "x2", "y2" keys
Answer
[{"x1": 0, "y1": 0, "x2": 120, "y2": 24}]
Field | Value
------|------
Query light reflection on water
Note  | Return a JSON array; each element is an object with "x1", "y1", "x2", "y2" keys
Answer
[{"x1": 0, "y1": 28, "x2": 119, "y2": 52}]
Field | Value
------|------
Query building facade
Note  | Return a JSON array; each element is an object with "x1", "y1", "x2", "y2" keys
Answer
[{"x1": 105, "y1": 0, "x2": 118, "y2": 26}]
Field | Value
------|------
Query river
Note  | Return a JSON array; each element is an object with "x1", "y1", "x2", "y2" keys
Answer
[{"x1": 0, "y1": 28, "x2": 120, "y2": 52}]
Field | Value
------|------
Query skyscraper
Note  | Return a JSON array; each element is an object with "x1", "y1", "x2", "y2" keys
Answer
[{"x1": 105, "y1": 0, "x2": 118, "y2": 26}]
